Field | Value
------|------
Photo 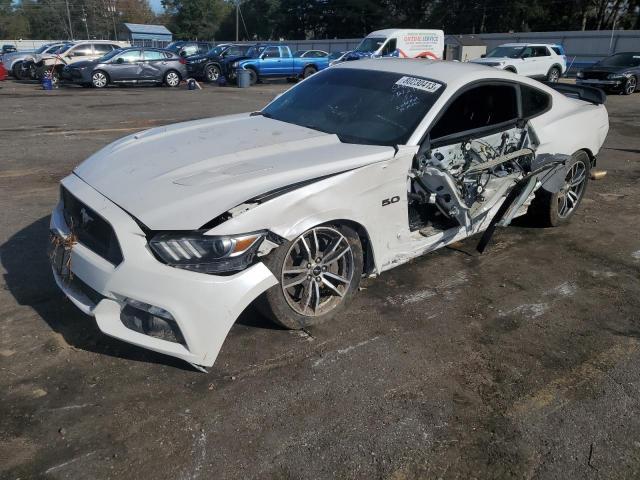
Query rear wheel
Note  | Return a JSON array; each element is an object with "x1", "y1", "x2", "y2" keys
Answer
[
  {"x1": 205, "y1": 64, "x2": 221, "y2": 82},
  {"x1": 257, "y1": 224, "x2": 363, "y2": 329},
  {"x1": 91, "y1": 70, "x2": 109, "y2": 88},
  {"x1": 302, "y1": 65, "x2": 317, "y2": 78},
  {"x1": 164, "y1": 70, "x2": 181, "y2": 87},
  {"x1": 547, "y1": 66, "x2": 561, "y2": 82},
  {"x1": 623, "y1": 75, "x2": 637, "y2": 95},
  {"x1": 528, "y1": 151, "x2": 590, "y2": 227}
]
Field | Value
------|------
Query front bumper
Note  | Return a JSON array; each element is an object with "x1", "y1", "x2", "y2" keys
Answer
[
  {"x1": 186, "y1": 62, "x2": 206, "y2": 78},
  {"x1": 577, "y1": 78, "x2": 624, "y2": 89},
  {"x1": 50, "y1": 174, "x2": 278, "y2": 367}
]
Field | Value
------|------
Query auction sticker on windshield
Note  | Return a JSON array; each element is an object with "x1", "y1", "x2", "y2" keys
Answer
[{"x1": 395, "y1": 76, "x2": 442, "y2": 93}]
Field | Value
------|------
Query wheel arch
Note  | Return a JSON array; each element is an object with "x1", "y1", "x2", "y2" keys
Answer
[
  {"x1": 504, "y1": 66, "x2": 517, "y2": 73},
  {"x1": 548, "y1": 63, "x2": 563, "y2": 74},
  {"x1": 327, "y1": 219, "x2": 376, "y2": 276}
]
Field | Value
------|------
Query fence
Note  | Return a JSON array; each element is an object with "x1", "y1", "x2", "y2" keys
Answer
[{"x1": 4, "y1": 29, "x2": 639, "y2": 71}]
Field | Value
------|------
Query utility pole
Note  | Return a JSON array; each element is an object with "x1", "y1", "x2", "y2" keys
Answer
[
  {"x1": 108, "y1": 1, "x2": 118, "y2": 41},
  {"x1": 82, "y1": 6, "x2": 90, "y2": 39},
  {"x1": 236, "y1": 0, "x2": 239, "y2": 41},
  {"x1": 65, "y1": 0, "x2": 74, "y2": 40}
]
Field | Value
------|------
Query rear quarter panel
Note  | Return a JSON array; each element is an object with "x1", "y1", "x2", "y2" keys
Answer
[{"x1": 529, "y1": 91, "x2": 609, "y2": 158}]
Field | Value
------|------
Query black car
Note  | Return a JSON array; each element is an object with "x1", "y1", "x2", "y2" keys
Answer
[
  {"x1": 2, "y1": 44, "x2": 17, "y2": 54},
  {"x1": 165, "y1": 41, "x2": 213, "y2": 58},
  {"x1": 185, "y1": 43, "x2": 252, "y2": 82},
  {"x1": 576, "y1": 52, "x2": 640, "y2": 95},
  {"x1": 61, "y1": 47, "x2": 188, "y2": 88}
]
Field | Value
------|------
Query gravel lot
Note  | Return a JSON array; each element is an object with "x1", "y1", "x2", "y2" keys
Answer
[{"x1": 1, "y1": 78, "x2": 639, "y2": 480}]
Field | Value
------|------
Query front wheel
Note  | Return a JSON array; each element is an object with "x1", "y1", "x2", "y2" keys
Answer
[
  {"x1": 528, "y1": 151, "x2": 590, "y2": 227},
  {"x1": 91, "y1": 70, "x2": 109, "y2": 88},
  {"x1": 247, "y1": 68, "x2": 258, "y2": 85},
  {"x1": 205, "y1": 64, "x2": 221, "y2": 82},
  {"x1": 257, "y1": 224, "x2": 363, "y2": 329},
  {"x1": 623, "y1": 75, "x2": 637, "y2": 95},
  {"x1": 547, "y1": 66, "x2": 561, "y2": 83},
  {"x1": 164, "y1": 70, "x2": 181, "y2": 87},
  {"x1": 12, "y1": 61, "x2": 23, "y2": 79}
]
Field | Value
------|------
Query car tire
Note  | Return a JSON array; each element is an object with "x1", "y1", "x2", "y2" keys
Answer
[
  {"x1": 164, "y1": 70, "x2": 181, "y2": 87},
  {"x1": 12, "y1": 61, "x2": 23, "y2": 79},
  {"x1": 205, "y1": 64, "x2": 221, "y2": 83},
  {"x1": 247, "y1": 68, "x2": 258, "y2": 85},
  {"x1": 91, "y1": 70, "x2": 109, "y2": 88},
  {"x1": 256, "y1": 224, "x2": 363, "y2": 330},
  {"x1": 527, "y1": 150, "x2": 590, "y2": 227},
  {"x1": 302, "y1": 65, "x2": 317, "y2": 78},
  {"x1": 547, "y1": 66, "x2": 561, "y2": 83},
  {"x1": 622, "y1": 75, "x2": 637, "y2": 95}
]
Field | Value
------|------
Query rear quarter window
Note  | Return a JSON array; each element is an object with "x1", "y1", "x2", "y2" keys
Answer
[
  {"x1": 521, "y1": 84, "x2": 552, "y2": 119},
  {"x1": 551, "y1": 46, "x2": 563, "y2": 55}
]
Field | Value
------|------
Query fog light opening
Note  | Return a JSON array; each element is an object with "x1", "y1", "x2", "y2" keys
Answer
[{"x1": 120, "y1": 299, "x2": 186, "y2": 346}]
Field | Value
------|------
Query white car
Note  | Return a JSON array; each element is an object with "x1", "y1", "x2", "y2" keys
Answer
[
  {"x1": 49, "y1": 59, "x2": 609, "y2": 370},
  {"x1": 471, "y1": 43, "x2": 567, "y2": 82}
]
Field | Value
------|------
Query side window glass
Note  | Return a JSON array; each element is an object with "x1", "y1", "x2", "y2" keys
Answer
[
  {"x1": 279, "y1": 46, "x2": 291, "y2": 58},
  {"x1": 182, "y1": 45, "x2": 197, "y2": 56},
  {"x1": 117, "y1": 50, "x2": 142, "y2": 63},
  {"x1": 93, "y1": 44, "x2": 112, "y2": 55},
  {"x1": 382, "y1": 39, "x2": 397, "y2": 56},
  {"x1": 144, "y1": 50, "x2": 164, "y2": 60},
  {"x1": 521, "y1": 47, "x2": 533, "y2": 58},
  {"x1": 71, "y1": 44, "x2": 93, "y2": 57},
  {"x1": 534, "y1": 46, "x2": 549, "y2": 57},
  {"x1": 521, "y1": 85, "x2": 551, "y2": 118},
  {"x1": 263, "y1": 47, "x2": 280, "y2": 58},
  {"x1": 430, "y1": 84, "x2": 518, "y2": 140}
]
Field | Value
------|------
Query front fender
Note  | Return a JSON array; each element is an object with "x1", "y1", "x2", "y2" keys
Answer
[{"x1": 207, "y1": 146, "x2": 418, "y2": 274}]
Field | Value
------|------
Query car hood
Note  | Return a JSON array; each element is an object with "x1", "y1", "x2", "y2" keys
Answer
[
  {"x1": 470, "y1": 57, "x2": 509, "y2": 64},
  {"x1": 74, "y1": 114, "x2": 395, "y2": 230}
]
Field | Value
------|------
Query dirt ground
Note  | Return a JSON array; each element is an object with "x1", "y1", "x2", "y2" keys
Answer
[{"x1": 0, "y1": 78, "x2": 639, "y2": 480}]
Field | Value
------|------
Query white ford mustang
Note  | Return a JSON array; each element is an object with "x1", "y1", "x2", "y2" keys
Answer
[{"x1": 50, "y1": 59, "x2": 609, "y2": 370}]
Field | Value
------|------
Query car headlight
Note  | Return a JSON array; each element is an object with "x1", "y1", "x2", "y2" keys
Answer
[
  {"x1": 149, "y1": 231, "x2": 266, "y2": 274},
  {"x1": 576, "y1": 71, "x2": 584, "y2": 78},
  {"x1": 194, "y1": 57, "x2": 207, "y2": 63},
  {"x1": 231, "y1": 61, "x2": 239, "y2": 68},
  {"x1": 607, "y1": 72, "x2": 628, "y2": 80}
]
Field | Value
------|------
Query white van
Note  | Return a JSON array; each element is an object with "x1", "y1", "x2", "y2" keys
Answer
[{"x1": 348, "y1": 29, "x2": 445, "y2": 60}]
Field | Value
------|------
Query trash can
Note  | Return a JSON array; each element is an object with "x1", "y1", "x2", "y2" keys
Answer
[
  {"x1": 236, "y1": 68, "x2": 250, "y2": 88},
  {"x1": 42, "y1": 77, "x2": 53, "y2": 91}
]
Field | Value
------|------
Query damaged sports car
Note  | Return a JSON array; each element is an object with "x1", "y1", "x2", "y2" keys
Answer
[{"x1": 50, "y1": 59, "x2": 609, "y2": 370}]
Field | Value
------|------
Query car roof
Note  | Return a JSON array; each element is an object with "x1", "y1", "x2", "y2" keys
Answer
[
  {"x1": 499, "y1": 43, "x2": 556, "y2": 47},
  {"x1": 367, "y1": 28, "x2": 444, "y2": 37},
  {"x1": 333, "y1": 58, "x2": 554, "y2": 91}
]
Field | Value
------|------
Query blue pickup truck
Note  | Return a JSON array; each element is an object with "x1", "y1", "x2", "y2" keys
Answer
[{"x1": 230, "y1": 44, "x2": 329, "y2": 85}]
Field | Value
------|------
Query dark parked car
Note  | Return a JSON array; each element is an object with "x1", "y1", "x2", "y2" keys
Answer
[
  {"x1": 185, "y1": 43, "x2": 252, "y2": 82},
  {"x1": 166, "y1": 41, "x2": 213, "y2": 58},
  {"x1": 2, "y1": 44, "x2": 17, "y2": 54},
  {"x1": 61, "y1": 47, "x2": 187, "y2": 88},
  {"x1": 577, "y1": 52, "x2": 640, "y2": 95}
]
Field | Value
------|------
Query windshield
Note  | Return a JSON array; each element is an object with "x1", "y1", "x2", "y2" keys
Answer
[
  {"x1": 246, "y1": 46, "x2": 266, "y2": 58},
  {"x1": 354, "y1": 37, "x2": 385, "y2": 53},
  {"x1": 35, "y1": 45, "x2": 50, "y2": 54},
  {"x1": 207, "y1": 45, "x2": 226, "y2": 56},
  {"x1": 486, "y1": 46, "x2": 525, "y2": 58},
  {"x1": 262, "y1": 68, "x2": 445, "y2": 146},
  {"x1": 57, "y1": 44, "x2": 73, "y2": 54},
  {"x1": 597, "y1": 52, "x2": 640, "y2": 67},
  {"x1": 97, "y1": 49, "x2": 122, "y2": 62},
  {"x1": 166, "y1": 42, "x2": 185, "y2": 53},
  {"x1": 328, "y1": 52, "x2": 344, "y2": 61}
]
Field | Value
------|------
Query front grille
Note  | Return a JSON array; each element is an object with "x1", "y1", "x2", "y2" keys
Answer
[
  {"x1": 583, "y1": 71, "x2": 610, "y2": 80},
  {"x1": 61, "y1": 186, "x2": 123, "y2": 265}
]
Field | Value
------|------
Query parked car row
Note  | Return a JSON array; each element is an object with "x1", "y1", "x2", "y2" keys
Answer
[{"x1": 1, "y1": 39, "x2": 637, "y2": 94}]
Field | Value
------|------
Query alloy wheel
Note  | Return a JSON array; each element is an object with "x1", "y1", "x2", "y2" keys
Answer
[
  {"x1": 281, "y1": 227, "x2": 355, "y2": 316},
  {"x1": 92, "y1": 72, "x2": 107, "y2": 88},
  {"x1": 206, "y1": 65, "x2": 219, "y2": 82},
  {"x1": 625, "y1": 76, "x2": 637, "y2": 95},
  {"x1": 166, "y1": 71, "x2": 180, "y2": 87},
  {"x1": 548, "y1": 68, "x2": 560, "y2": 82},
  {"x1": 557, "y1": 160, "x2": 587, "y2": 218}
]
